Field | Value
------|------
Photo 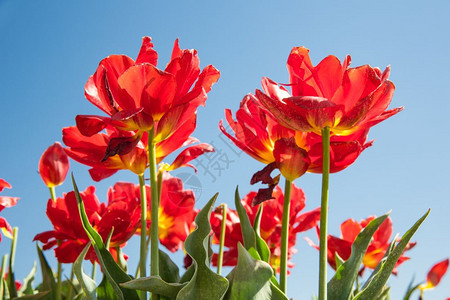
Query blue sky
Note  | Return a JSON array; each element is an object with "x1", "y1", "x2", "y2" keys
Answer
[{"x1": 0, "y1": 0, "x2": 449, "y2": 298}]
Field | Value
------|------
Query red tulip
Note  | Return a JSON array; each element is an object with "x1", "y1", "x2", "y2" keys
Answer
[
  {"x1": 33, "y1": 184, "x2": 140, "y2": 263},
  {"x1": 134, "y1": 172, "x2": 196, "y2": 252},
  {"x1": 0, "y1": 179, "x2": 19, "y2": 242},
  {"x1": 307, "y1": 216, "x2": 415, "y2": 274},
  {"x1": 76, "y1": 36, "x2": 219, "y2": 161},
  {"x1": 210, "y1": 184, "x2": 320, "y2": 271},
  {"x1": 256, "y1": 47, "x2": 401, "y2": 136},
  {"x1": 220, "y1": 94, "x2": 373, "y2": 203},
  {"x1": 63, "y1": 117, "x2": 213, "y2": 181},
  {"x1": 419, "y1": 258, "x2": 449, "y2": 291},
  {"x1": 39, "y1": 142, "x2": 69, "y2": 187}
]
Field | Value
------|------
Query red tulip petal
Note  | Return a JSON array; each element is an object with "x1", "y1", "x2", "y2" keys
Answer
[
  {"x1": 0, "y1": 179, "x2": 11, "y2": 193},
  {"x1": 135, "y1": 36, "x2": 158, "y2": 65},
  {"x1": 255, "y1": 89, "x2": 316, "y2": 132},
  {"x1": 76, "y1": 115, "x2": 109, "y2": 137},
  {"x1": 293, "y1": 207, "x2": 321, "y2": 233},
  {"x1": 314, "y1": 55, "x2": 347, "y2": 99},
  {"x1": 89, "y1": 168, "x2": 118, "y2": 182},
  {"x1": 118, "y1": 64, "x2": 176, "y2": 121},
  {"x1": 0, "y1": 196, "x2": 19, "y2": 210},
  {"x1": 85, "y1": 55, "x2": 135, "y2": 115},
  {"x1": 273, "y1": 138, "x2": 310, "y2": 181},
  {"x1": 167, "y1": 143, "x2": 214, "y2": 171},
  {"x1": 287, "y1": 46, "x2": 322, "y2": 97},
  {"x1": 427, "y1": 259, "x2": 449, "y2": 288},
  {"x1": 340, "y1": 219, "x2": 363, "y2": 242}
]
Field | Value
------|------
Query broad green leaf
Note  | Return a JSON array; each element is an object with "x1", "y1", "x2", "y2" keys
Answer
[
  {"x1": 354, "y1": 210, "x2": 430, "y2": 300},
  {"x1": 18, "y1": 261, "x2": 37, "y2": 296},
  {"x1": 36, "y1": 244, "x2": 56, "y2": 300},
  {"x1": 73, "y1": 243, "x2": 97, "y2": 300},
  {"x1": 176, "y1": 194, "x2": 229, "y2": 300},
  {"x1": 159, "y1": 249, "x2": 180, "y2": 283},
  {"x1": 253, "y1": 205, "x2": 270, "y2": 263},
  {"x1": 224, "y1": 244, "x2": 278, "y2": 300},
  {"x1": 234, "y1": 187, "x2": 256, "y2": 250},
  {"x1": 72, "y1": 174, "x2": 139, "y2": 300},
  {"x1": 327, "y1": 213, "x2": 389, "y2": 300},
  {"x1": 97, "y1": 275, "x2": 118, "y2": 300},
  {"x1": 121, "y1": 276, "x2": 186, "y2": 298},
  {"x1": 179, "y1": 265, "x2": 194, "y2": 284}
]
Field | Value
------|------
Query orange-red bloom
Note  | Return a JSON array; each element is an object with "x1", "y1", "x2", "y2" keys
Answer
[
  {"x1": 220, "y1": 94, "x2": 372, "y2": 202},
  {"x1": 33, "y1": 184, "x2": 140, "y2": 263},
  {"x1": 419, "y1": 258, "x2": 449, "y2": 291},
  {"x1": 77, "y1": 36, "x2": 219, "y2": 161},
  {"x1": 135, "y1": 172, "x2": 196, "y2": 252},
  {"x1": 0, "y1": 179, "x2": 19, "y2": 242},
  {"x1": 307, "y1": 216, "x2": 415, "y2": 273},
  {"x1": 39, "y1": 142, "x2": 69, "y2": 187},
  {"x1": 63, "y1": 120, "x2": 213, "y2": 181},
  {"x1": 256, "y1": 48, "x2": 401, "y2": 136},
  {"x1": 210, "y1": 185, "x2": 320, "y2": 271}
]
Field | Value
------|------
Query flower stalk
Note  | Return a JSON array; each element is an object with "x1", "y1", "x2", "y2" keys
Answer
[
  {"x1": 280, "y1": 178, "x2": 292, "y2": 293},
  {"x1": 319, "y1": 126, "x2": 330, "y2": 300},
  {"x1": 138, "y1": 174, "x2": 148, "y2": 283},
  {"x1": 148, "y1": 129, "x2": 160, "y2": 300},
  {"x1": 49, "y1": 186, "x2": 62, "y2": 300},
  {"x1": 217, "y1": 203, "x2": 228, "y2": 275}
]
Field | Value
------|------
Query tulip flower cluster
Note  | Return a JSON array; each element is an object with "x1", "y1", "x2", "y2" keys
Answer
[{"x1": 0, "y1": 36, "x2": 446, "y2": 300}]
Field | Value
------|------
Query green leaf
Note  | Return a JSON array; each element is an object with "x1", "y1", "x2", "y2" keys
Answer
[
  {"x1": 354, "y1": 209, "x2": 430, "y2": 300},
  {"x1": 234, "y1": 187, "x2": 256, "y2": 250},
  {"x1": 176, "y1": 193, "x2": 229, "y2": 300},
  {"x1": 327, "y1": 213, "x2": 390, "y2": 300},
  {"x1": 36, "y1": 244, "x2": 56, "y2": 300},
  {"x1": 121, "y1": 276, "x2": 186, "y2": 298},
  {"x1": 11, "y1": 290, "x2": 51, "y2": 299},
  {"x1": 72, "y1": 174, "x2": 139, "y2": 300},
  {"x1": 73, "y1": 243, "x2": 97, "y2": 300},
  {"x1": 253, "y1": 205, "x2": 270, "y2": 263},
  {"x1": 97, "y1": 275, "x2": 118, "y2": 300},
  {"x1": 224, "y1": 243, "x2": 275, "y2": 300},
  {"x1": 179, "y1": 265, "x2": 194, "y2": 284},
  {"x1": 159, "y1": 249, "x2": 180, "y2": 283},
  {"x1": 18, "y1": 262, "x2": 37, "y2": 296}
]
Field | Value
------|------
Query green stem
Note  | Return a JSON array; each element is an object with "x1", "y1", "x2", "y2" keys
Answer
[
  {"x1": 91, "y1": 262, "x2": 97, "y2": 280},
  {"x1": 318, "y1": 127, "x2": 330, "y2": 300},
  {"x1": 148, "y1": 129, "x2": 159, "y2": 300},
  {"x1": 280, "y1": 178, "x2": 292, "y2": 294},
  {"x1": 49, "y1": 186, "x2": 62, "y2": 300},
  {"x1": 138, "y1": 174, "x2": 148, "y2": 285},
  {"x1": 66, "y1": 267, "x2": 75, "y2": 300},
  {"x1": 0, "y1": 254, "x2": 8, "y2": 298},
  {"x1": 7, "y1": 228, "x2": 18, "y2": 298},
  {"x1": 216, "y1": 204, "x2": 227, "y2": 275}
]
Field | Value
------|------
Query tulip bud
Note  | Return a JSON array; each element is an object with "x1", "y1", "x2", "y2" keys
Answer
[{"x1": 39, "y1": 142, "x2": 69, "y2": 187}]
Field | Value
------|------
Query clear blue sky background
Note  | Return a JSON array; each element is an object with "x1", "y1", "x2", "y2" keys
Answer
[{"x1": 0, "y1": 0, "x2": 449, "y2": 299}]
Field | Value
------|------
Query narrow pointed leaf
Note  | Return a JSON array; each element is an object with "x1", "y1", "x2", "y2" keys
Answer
[
  {"x1": 73, "y1": 243, "x2": 97, "y2": 300},
  {"x1": 177, "y1": 193, "x2": 229, "y2": 300},
  {"x1": 71, "y1": 174, "x2": 139, "y2": 300},
  {"x1": 354, "y1": 210, "x2": 430, "y2": 300},
  {"x1": 36, "y1": 244, "x2": 56, "y2": 300},
  {"x1": 234, "y1": 187, "x2": 256, "y2": 250},
  {"x1": 18, "y1": 261, "x2": 37, "y2": 296},
  {"x1": 253, "y1": 205, "x2": 270, "y2": 263},
  {"x1": 327, "y1": 213, "x2": 389, "y2": 300}
]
